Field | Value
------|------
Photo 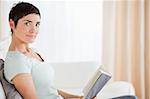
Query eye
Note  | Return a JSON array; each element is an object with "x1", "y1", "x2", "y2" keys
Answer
[
  {"x1": 36, "y1": 23, "x2": 40, "y2": 27},
  {"x1": 25, "y1": 22, "x2": 30, "y2": 26}
]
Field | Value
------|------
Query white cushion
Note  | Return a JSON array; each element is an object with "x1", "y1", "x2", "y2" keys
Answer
[
  {"x1": 0, "y1": 82, "x2": 5, "y2": 99},
  {"x1": 0, "y1": 36, "x2": 11, "y2": 60},
  {"x1": 51, "y1": 61, "x2": 100, "y2": 89},
  {"x1": 0, "y1": 36, "x2": 10, "y2": 99}
]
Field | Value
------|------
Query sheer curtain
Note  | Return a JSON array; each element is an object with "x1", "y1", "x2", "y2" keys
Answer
[{"x1": 102, "y1": 0, "x2": 149, "y2": 99}]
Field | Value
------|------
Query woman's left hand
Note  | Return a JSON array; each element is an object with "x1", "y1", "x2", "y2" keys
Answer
[
  {"x1": 58, "y1": 89, "x2": 97, "y2": 99},
  {"x1": 67, "y1": 95, "x2": 83, "y2": 99}
]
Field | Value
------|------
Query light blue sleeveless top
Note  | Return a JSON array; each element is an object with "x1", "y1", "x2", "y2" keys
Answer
[{"x1": 4, "y1": 51, "x2": 63, "y2": 99}]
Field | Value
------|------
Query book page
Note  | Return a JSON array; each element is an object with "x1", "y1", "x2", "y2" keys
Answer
[
  {"x1": 82, "y1": 67, "x2": 111, "y2": 99},
  {"x1": 82, "y1": 67, "x2": 102, "y2": 96}
]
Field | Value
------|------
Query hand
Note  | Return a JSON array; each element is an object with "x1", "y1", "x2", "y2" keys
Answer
[
  {"x1": 66, "y1": 95, "x2": 96, "y2": 99},
  {"x1": 58, "y1": 89, "x2": 84, "y2": 99},
  {"x1": 67, "y1": 95, "x2": 83, "y2": 99}
]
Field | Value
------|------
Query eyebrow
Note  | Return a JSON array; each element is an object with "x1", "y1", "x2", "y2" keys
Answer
[
  {"x1": 23, "y1": 20, "x2": 32, "y2": 22},
  {"x1": 23, "y1": 20, "x2": 40, "y2": 23},
  {"x1": 36, "y1": 22, "x2": 40, "y2": 24}
]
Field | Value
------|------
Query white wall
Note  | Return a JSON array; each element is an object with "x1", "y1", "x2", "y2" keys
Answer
[{"x1": 0, "y1": 0, "x2": 103, "y2": 63}]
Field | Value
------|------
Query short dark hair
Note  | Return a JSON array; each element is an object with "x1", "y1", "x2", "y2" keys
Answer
[{"x1": 9, "y1": 2, "x2": 41, "y2": 32}]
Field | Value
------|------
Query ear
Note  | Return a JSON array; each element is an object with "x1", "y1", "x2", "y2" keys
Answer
[{"x1": 9, "y1": 19, "x2": 15, "y2": 30}]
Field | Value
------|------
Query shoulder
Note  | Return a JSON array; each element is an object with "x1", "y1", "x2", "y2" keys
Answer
[
  {"x1": 5, "y1": 51, "x2": 28, "y2": 64},
  {"x1": 4, "y1": 51, "x2": 32, "y2": 83},
  {"x1": 4, "y1": 51, "x2": 32, "y2": 71}
]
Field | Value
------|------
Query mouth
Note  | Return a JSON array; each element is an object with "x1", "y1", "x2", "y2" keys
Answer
[{"x1": 26, "y1": 35, "x2": 36, "y2": 38}]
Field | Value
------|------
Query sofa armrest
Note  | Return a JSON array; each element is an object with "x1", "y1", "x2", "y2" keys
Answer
[{"x1": 98, "y1": 81, "x2": 136, "y2": 98}]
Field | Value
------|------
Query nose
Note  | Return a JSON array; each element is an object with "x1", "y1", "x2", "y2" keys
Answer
[{"x1": 30, "y1": 25, "x2": 37, "y2": 33}]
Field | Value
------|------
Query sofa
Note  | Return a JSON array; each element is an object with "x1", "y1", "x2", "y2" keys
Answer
[
  {"x1": 0, "y1": 60, "x2": 137, "y2": 99},
  {"x1": 0, "y1": 37, "x2": 137, "y2": 99}
]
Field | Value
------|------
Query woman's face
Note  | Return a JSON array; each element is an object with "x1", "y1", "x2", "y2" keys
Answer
[{"x1": 10, "y1": 14, "x2": 41, "y2": 43}]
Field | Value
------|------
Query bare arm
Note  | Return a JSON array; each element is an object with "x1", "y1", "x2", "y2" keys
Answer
[{"x1": 12, "y1": 73, "x2": 37, "y2": 99}]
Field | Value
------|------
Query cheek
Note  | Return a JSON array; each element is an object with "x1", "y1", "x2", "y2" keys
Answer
[
  {"x1": 15, "y1": 26, "x2": 27, "y2": 36},
  {"x1": 19, "y1": 26, "x2": 28, "y2": 32},
  {"x1": 17, "y1": 26, "x2": 29, "y2": 35}
]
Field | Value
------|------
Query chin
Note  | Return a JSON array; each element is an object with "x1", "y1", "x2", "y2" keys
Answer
[
  {"x1": 26, "y1": 39, "x2": 35, "y2": 43},
  {"x1": 28, "y1": 40, "x2": 35, "y2": 43}
]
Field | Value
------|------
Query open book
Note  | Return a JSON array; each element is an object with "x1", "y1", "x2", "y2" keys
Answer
[{"x1": 82, "y1": 67, "x2": 111, "y2": 99}]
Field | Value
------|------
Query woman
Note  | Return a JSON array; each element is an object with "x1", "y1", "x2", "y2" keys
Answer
[{"x1": 4, "y1": 2, "x2": 84, "y2": 99}]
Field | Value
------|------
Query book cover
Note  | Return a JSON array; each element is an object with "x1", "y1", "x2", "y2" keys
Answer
[{"x1": 82, "y1": 67, "x2": 111, "y2": 99}]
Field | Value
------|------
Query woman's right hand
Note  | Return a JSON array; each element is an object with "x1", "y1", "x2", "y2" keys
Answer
[{"x1": 68, "y1": 96, "x2": 96, "y2": 99}]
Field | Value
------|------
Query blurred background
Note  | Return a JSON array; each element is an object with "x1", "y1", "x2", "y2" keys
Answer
[{"x1": 0, "y1": 0, "x2": 149, "y2": 99}]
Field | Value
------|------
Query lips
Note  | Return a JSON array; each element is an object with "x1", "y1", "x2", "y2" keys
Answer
[{"x1": 26, "y1": 35, "x2": 36, "y2": 38}]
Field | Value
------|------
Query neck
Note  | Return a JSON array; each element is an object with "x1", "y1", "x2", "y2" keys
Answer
[{"x1": 9, "y1": 36, "x2": 30, "y2": 53}]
